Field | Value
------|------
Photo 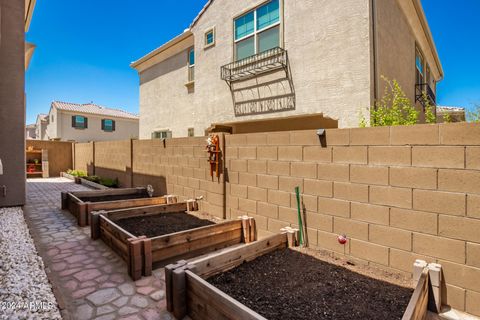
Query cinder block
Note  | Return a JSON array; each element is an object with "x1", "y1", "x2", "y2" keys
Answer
[
  {"x1": 390, "y1": 167, "x2": 437, "y2": 189},
  {"x1": 333, "y1": 182, "x2": 368, "y2": 203},
  {"x1": 230, "y1": 184, "x2": 247, "y2": 198},
  {"x1": 278, "y1": 146, "x2": 303, "y2": 161},
  {"x1": 268, "y1": 189, "x2": 291, "y2": 207},
  {"x1": 350, "y1": 127, "x2": 390, "y2": 145},
  {"x1": 413, "y1": 189, "x2": 465, "y2": 216},
  {"x1": 350, "y1": 239, "x2": 389, "y2": 266},
  {"x1": 278, "y1": 176, "x2": 303, "y2": 193},
  {"x1": 278, "y1": 206, "x2": 298, "y2": 224},
  {"x1": 412, "y1": 146, "x2": 465, "y2": 169},
  {"x1": 267, "y1": 218, "x2": 290, "y2": 233},
  {"x1": 318, "y1": 197, "x2": 350, "y2": 217},
  {"x1": 227, "y1": 134, "x2": 247, "y2": 146},
  {"x1": 257, "y1": 202, "x2": 278, "y2": 219},
  {"x1": 227, "y1": 195, "x2": 239, "y2": 210},
  {"x1": 267, "y1": 132, "x2": 290, "y2": 145},
  {"x1": 246, "y1": 133, "x2": 267, "y2": 145},
  {"x1": 333, "y1": 146, "x2": 368, "y2": 164},
  {"x1": 290, "y1": 194, "x2": 317, "y2": 212},
  {"x1": 351, "y1": 202, "x2": 389, "y2": 225},
  {"x1": 440, "y1": 259, "x2": 480, "y2": 293},
  {"x1": 257, "y1": 146, "x2": 277, "y2": 160},
  {"x1": 389, "y1": 249, "x2": 430, "y2": 274},
  {"x1": 238, "y1": 198, "x2": 257, "y2": 213},
  {"x1": 306, "y1": 227, "x2": 318, "y2": 246},
  {"x1": 305, "y1": 211, "x2": 333, "y2": 232},
  {"x1": 317, "y1": 163, "x2": 349, "y2": 182},
  {"x1": 466, "y1": 290, "x2": 480, "y2": 316},
  {"x1": 291, "y1": 162, "x2": 317, "y2": 179},
  {"x1": 390, "y1": 208, "x2": 437, "y2": 235},
  {"x1": 226, "y1": 147, "x2": 238, "y2": 160},
  {"x1": 317, "y1": 230, "x2": 349, "y2": 253},
  {"x1": 369, "y1": 225, "x2": 412, "y2": 251},
  {"x1": 413, "y1": 233, "x2": 465, "y2": 264},
  {"x1": 257, "y1": 174, "x2": 278, "y2": 190},
  {"x1": 247, "y1": 160, "x2": 267, "y2": 174},
  {"x1": 188, "y1": 178, "x2": 200, "y2": 189},
  {"x1": 466, "y1": 147, "x2": 480, "y2": 170},
  {"x1": 230, "y1": 159, "x2": 247, "y2": 172},
  {"x1": 247, "y1": 186, "x2": 267, "y2": 202},
  {"x1": 439, "y1": 215, "x2": 480, "y2": 243},
  {"x1": 324, "y1": 128, "x2": 350, "y2": 146},
  {"x1": 369, "y1": 146, "x2": 411, "y2": 166},
  {"x1": 290, "y1": 130, "x2": 322, "y2": 146},
  {"x1": 239, "y1": 172, "x2": 257, "y2": 187},
  {"x1": 390, "y1": 124, "x2": 439, "y2": 145},
  {"x1": 443, "y1": 284, "x2": 466, "y2": 312},
  {"x1": 238, "y1": 147, "x2": 257, "y2": 160},
  {"x1": 370, "y1": 186, "x2": 412, "y2": 209},
  {"x1": 440, "y1": 122, "x2": 480, "y2": 145},
  {"x1": 333, "y1": 217, "x2": 369, "y2": 241},
  {"x1": 438, "y1": 169, "x2": 480, "y2": 194},
  {"x1": 467, "y1": 194, "x2": 480, "y2": 219},
  {"x1": 350, "y1": 165, "x2": 389, "y2": 186},
  {"x1": 303, "y1": 146, "x2": 332, "y2": 163},
  {"x1": 303, "y1": 179, "x2": 333, "y2": 197},
  {"x1": 467, "y1": 242, "x2": 480, "y2": 268},
  {"x1": 267, "y1": 161, "x2": 290, "y2": 176}
]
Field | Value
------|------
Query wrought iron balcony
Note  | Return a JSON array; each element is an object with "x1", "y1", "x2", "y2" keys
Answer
[
  {"x1": 415, "y1": 83, "x2": 436, "y2": 108},
  {"x1": 221, "y1": 47, "x2": 288, "y2": 83}
]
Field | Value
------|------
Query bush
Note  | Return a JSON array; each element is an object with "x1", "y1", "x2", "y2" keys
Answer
[
  {"x1": 67, "y1": 169, "x2": 87, "y2": 177},
  {"x1": 467, "y1": 104, "x2": 480, "y2": 123},
  {"x1": 100, "y1": 178, "x2": 119, "y2": 188}
]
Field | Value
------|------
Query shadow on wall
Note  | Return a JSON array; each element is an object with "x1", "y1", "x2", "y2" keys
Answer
[{"x1": 140, "y1": 53, "x2": 187, "y2": 85}]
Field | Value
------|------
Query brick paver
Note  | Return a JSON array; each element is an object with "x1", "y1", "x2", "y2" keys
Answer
[{"x1": 24, "y1": 178, "x2": 172, "y2": 320}]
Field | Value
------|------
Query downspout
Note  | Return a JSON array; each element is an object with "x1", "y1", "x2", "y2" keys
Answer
[{"x1": 371, "y1": 0, "x2": 378, "y2": 110}]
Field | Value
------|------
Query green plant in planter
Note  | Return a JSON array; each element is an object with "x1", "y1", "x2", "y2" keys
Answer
[
  {"x1": 100, "y1": 178, "x2": 119, "y2": 188},
  {"x1": 34, "y1": 159, "x2": 40, "y2": 165},
  {"x1": 67, "y1": 169, "x2": 87, "y2": 177}
]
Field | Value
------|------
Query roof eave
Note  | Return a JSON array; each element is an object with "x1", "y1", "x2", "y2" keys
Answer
[{"x1": 25, "y1": 0, "x2": 36, "y2": 32}]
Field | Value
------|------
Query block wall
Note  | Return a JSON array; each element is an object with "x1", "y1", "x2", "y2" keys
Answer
[
  {"x1": 26, "y1": 140, "x2": 73, "y2": 177},
  {"x1": 73, "y1": 142, "x2": 94, "y2": 175},
  {"x1": 224, "y1": 123, "x2": 480, "y2": 316}
]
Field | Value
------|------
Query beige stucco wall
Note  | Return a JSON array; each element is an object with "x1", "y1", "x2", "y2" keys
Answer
[
  {"x1": 0, "y1": 0, "x2": 26, "y2": 206},
  {"x1": 138, "y1": 0, "x2": 372, "y2": 138},
  {"x1": 48, "y1": 110, "x2": 139, "y2": 142}
]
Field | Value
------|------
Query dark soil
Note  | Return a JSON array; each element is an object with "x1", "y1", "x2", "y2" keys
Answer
[
  {"x1": 79, "y1": 194, "x2": 148, "y2": 202},
  {"x1": 207, "y1": 248, "x2": 413, "y2": 320},
  {"x1": 115, "y1": 212, "x2": 215, "y2": 237}
]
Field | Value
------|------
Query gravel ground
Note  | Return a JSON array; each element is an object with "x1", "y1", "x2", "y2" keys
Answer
[{"x1": 0, "y1": 207, "x2": 61, "y2": 320}]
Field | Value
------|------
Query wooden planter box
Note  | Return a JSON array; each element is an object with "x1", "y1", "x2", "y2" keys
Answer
[
  {"x1": 61, "y1": 172, "x2": 109, "y2": 189},
  {"x1": 61, "y1": 187, "x2": 175, "y2": 227},
  {"x1": 166, "y1": 231, "x2": 434, "y2": 320},
  {"x1": 90, "y1": 202, "x2": 257, "y2": 281}
]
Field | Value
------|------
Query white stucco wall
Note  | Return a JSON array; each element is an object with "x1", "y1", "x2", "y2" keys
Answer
[{"x1": 48, "y1": 110, "x2": 139, "y2": 142}]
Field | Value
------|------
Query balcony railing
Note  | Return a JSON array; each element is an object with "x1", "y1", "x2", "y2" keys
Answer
[
  {"x1": 221, "y1": 47, "x2": 288, "y2": 83},
  {"x1": 415, "y1": 83, "x2": 436, "y2": 108}
]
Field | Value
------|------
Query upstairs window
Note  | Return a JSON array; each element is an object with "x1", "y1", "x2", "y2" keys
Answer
[
  {"x1": 205, "y1": 28, "x2": 215, "y2": 47},
  {"x1": 152, "y1": 130, "x2": 172, "y2": 139},
  {"x1": 188, "y1": 47, "x2": 195, "y2": 82},
  {"x1": 188, "y1": 127, "x2": 194, "y2": 137},
  {"x1": 234, "y1": 0, "x2": 280, "y2": 61},
  {"x1": 415, "y1": 47, "x2": 425, "y2": 85},
  {"x1": 72, "y1": 115, "x2": 87, "y2": 129},
  {"x1": 102, "y1": 119, "x2": 115, "y2": 132}
]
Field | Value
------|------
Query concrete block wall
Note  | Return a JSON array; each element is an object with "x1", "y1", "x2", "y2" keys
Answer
[
  {"x1": 73, "y1": 142, "x2": 94, "y2": 175},
  {"x1": 93, "y1": 140, "x2": 133, "y2": 188},
  {"x1": 26, "y1": 140, "x2": 73, "y2": 177},
  {"x1": 224, "y1": 123, "x2": 480, "y2": 316}
]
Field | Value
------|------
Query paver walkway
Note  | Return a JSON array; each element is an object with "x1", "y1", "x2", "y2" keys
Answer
[{"x1": 24, "y1": 178, "x2": 172, "y2": 320}]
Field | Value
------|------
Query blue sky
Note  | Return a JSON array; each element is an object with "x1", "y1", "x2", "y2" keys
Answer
[{"x1": 25, "y1": 0, "x2": 480, "y2": 124}]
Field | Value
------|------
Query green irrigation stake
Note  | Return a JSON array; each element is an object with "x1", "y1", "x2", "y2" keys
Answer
[{"x1": 295, "y1": 186, "x2": 304, "y2": 246}]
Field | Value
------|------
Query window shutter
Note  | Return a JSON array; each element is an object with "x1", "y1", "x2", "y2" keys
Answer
[
  {"x1": 112, "y1": 120, "x2": 116, "y2": 131},
  {"x1": 84, "y1": 117, "x2": 88, "y2": 129},
  {"x1": 72, "y1": 116, "x2": 76, "y2": 128},
  {"x1": 101, "y1": 119, "x2": 105, "y2": 130}
]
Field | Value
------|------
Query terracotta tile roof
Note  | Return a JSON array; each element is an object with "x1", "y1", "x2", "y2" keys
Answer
[
  {"x1": 437, "y1": 106, "x2": 465, "y2": 112},
  {"x1": 51, "y1": 101, "x2": 139, "y2": 120}
]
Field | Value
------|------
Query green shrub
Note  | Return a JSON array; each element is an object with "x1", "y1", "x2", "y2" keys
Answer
[
  {"x1": 67, "y1": 169, "x2": 87, "y2": 177},
  {"x1": 100, "y1": 178, "x2": 119, "y2": 188}
]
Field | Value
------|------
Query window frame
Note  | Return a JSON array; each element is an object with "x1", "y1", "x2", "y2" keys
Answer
[
  {"x1": 204, "y1": 27, "x2": 216, "y2": 48},
  {"x1": 152, "y1": 130, "x2": 172, "y2": 139},
  {"x1": 102, "y1": 119, "x2": 115, "y2": 132},
  {"x1": 415, "y1": 46, "x2": 425, "y2": 85},
  {"x1": 72, "y1": 115, "x2": 88, "y2": 129},
  {"x1": 187, "y1": 47, "x2": 195, "y2": 83},
  {"x1": 233, "y1": 0, "x2": 282, "y2": 61},
  {"x1": 187, "y1": 127, "x2": 194, "y2": 137}
]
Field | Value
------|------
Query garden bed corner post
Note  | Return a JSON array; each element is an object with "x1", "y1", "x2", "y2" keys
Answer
[
  {"x1": 127, "y1": 237, "x2": 144, "y2": 281},
  {"x1": 90, "y1": 210, "x2": 104, "y2": 240}
]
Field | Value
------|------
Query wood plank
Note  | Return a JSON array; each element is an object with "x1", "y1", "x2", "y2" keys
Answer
[
  {"x1": 87, "y1": 196, "x2": 167, "y2": 212},
  {"x1": 68, "y1": 187, "x2": 146, "y2": 199},
  {"x1": 105, "y1": 202, "x2": 188, "y2": 221},
  {"x1": 186, "y1": 270, "x2": 267, "y2": 320},
  {"x1": 189, "y1": 233, "x2": 288, "y2": 278},
  {"x1": 187, "y1": 288, "x2": 230, "y2": 320},
  {"x1": 150, "y1": 220, "x2": 242, "y2": 250},
  {"x1": 402, "y1": 269, "x2": 429, "y2": 320},
  {"x1": 100, "y1": 227, "x2": 129, "y2": 261},
  {"x1": 99, "y1": 215, "x2": 136, "y2": 241}
]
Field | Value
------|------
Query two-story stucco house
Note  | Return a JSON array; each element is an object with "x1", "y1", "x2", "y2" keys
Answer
[
  {"x1": 41, "y1": 101, "x2": 139, "y2": 142},
  {"x1": 35, "y1": 114, "x2": 48, "y2": 140},
  {"x1": 131, "y1": 0, "x2": 443, "y2": 138}
]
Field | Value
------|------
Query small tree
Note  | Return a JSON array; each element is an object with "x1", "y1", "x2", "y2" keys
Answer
[
  {"x1": 467, "y1": 104, "x2": 480, "y2": 123},
  {"x1": 423, "y1": 92, "x2": 437, "y2": 124}
]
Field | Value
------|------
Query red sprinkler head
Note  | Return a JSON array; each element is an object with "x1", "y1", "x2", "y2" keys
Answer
[{"x1": 338, "y1": 234, "x2": 348, "y2": 245}]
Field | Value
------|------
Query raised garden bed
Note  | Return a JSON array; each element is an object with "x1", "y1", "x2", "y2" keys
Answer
[
  {"x1": 166, "y1": 233, "x2": 432, "y2": 320},
  {"x1": 90, "y1": 202, "x2": 257, "y2": 280},
  {"x1": 61, "y1": 187, "x2": 175, "y2": 227}
]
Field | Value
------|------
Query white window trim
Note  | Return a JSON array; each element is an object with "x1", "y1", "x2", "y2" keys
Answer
[
  {"x1": 204, "y1": 27, "x2": 216, "y2": 49},
  {"x1": 233, "y1": 0, "x2": 283, "y2": 61}
]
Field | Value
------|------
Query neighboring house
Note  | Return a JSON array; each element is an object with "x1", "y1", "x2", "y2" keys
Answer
[
  {"x1": 35, "y1": 114, "x2": 48, "y2": 140},
  {"x1": 0, "y1": 0, "x2": 36, "y2": 206},
  {"x1": 42, "y1": 101, "x2": 139, "y2": 142},
  {"x1": 131, "y1": 0, "x2": 443, "y2": 138},
  {"x1": 26, "y1": 124, "x2": 37, "y2": 139},
  {"x1": 437, "y1": 106, "x2": 466, "y2": 123}
]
